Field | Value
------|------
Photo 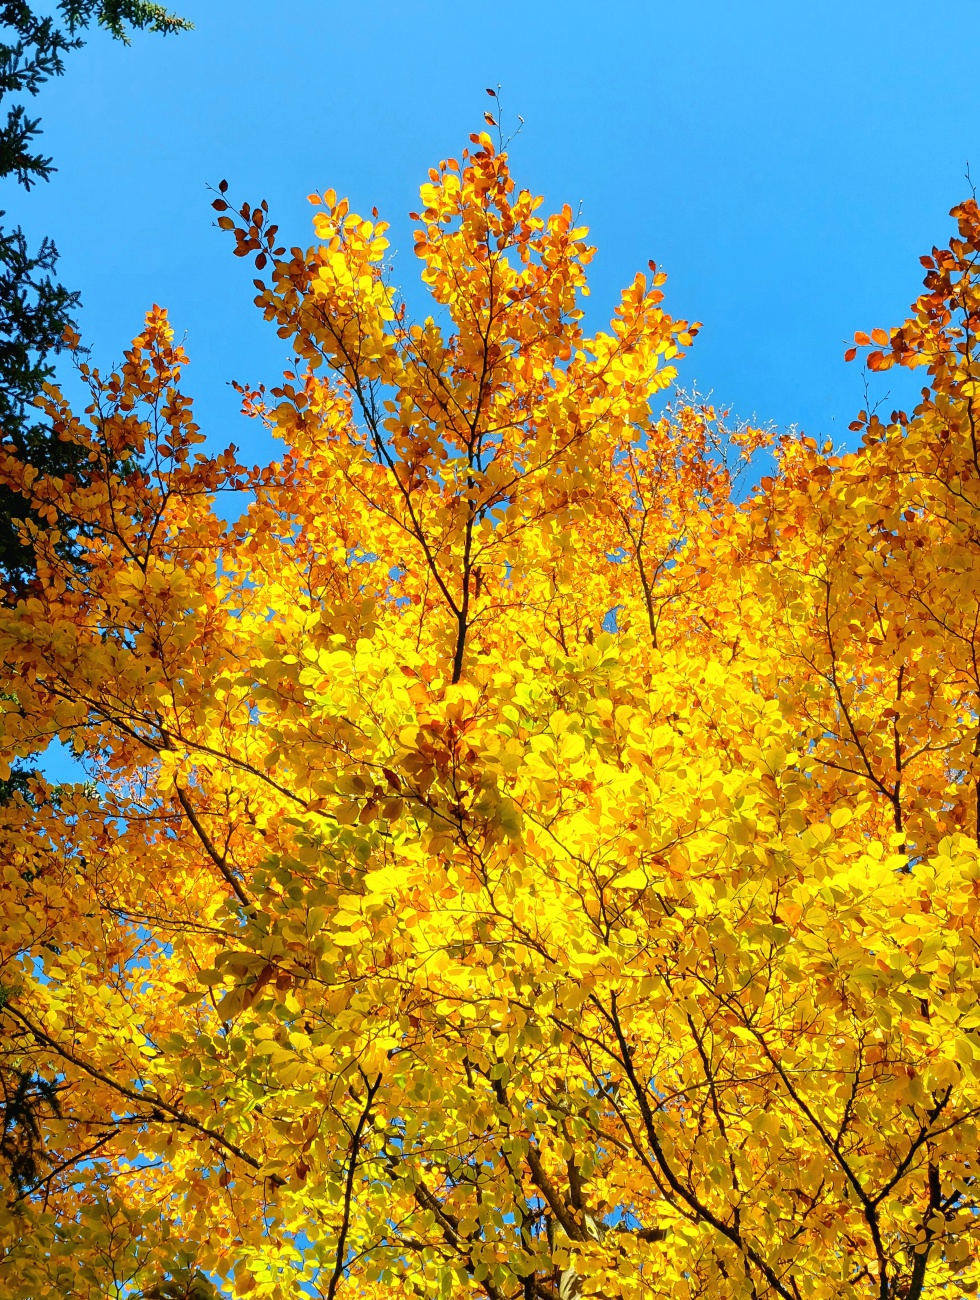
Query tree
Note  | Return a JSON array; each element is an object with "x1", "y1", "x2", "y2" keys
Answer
[
  {"x1": 0, "y1": 7, "x2": 191, "y2": 1275},
  {"x1": 0, "y1": 132, "x2": 979, "y2": 1300},
  {"x1": 0, "y1": 0, "x2": 191, "y2": 588}
]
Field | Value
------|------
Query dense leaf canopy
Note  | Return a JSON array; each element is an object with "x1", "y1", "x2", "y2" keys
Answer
[{"x1": 1, "y1": 134, "x2": 980, "y2": 1300}]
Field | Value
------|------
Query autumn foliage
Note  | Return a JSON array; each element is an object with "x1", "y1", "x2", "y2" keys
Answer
[{"x1": 1, "y1": 130, "x2": 980, "y2": 1300}]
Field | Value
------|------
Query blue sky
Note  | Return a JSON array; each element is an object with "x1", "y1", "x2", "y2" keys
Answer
[{"x1": 7, "y1": 0, "x2": 980, "y2": 457}]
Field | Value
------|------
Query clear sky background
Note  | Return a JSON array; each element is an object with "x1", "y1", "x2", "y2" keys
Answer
[{"x1": 7, "y1": 0, "x2": 980, "y2": 463}]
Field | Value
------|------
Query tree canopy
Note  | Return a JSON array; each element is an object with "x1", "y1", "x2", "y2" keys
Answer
[{"x1": 1, "y1": 132, "x2": 980, "y2": 1300}]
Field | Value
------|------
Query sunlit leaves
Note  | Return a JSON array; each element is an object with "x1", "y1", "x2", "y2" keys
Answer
[{"x1": 0, "y1": 154, "x2": 979, "y2": 1300}]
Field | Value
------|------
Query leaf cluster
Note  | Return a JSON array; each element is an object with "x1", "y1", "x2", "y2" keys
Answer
[{"x1": 0, "y1": 142, "x2": 979, "y2": 1300}]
